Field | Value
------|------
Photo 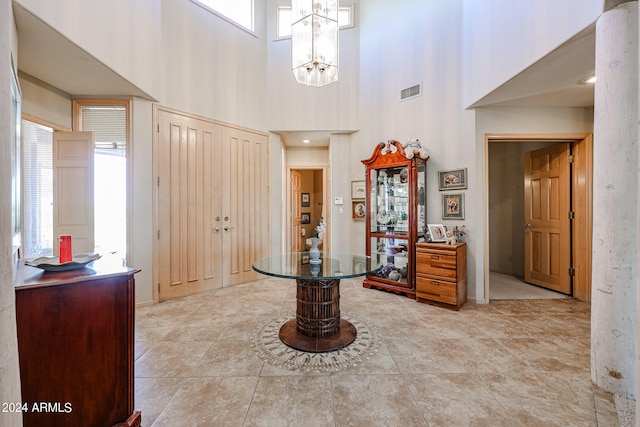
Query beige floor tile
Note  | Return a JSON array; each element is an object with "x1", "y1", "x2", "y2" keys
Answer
[
  {"x1": 386, "y1": 338, "x2": 469, "y2": 374},
  {"x1": 406, "y1": 373, "x2": 517, "y2": 426},
  {"x1": 217, "y1": 312, "x2": 272, "y2": 341},
  {"x1": 458, "y1": 313, "x2": 535, "y2": 338},
  {"x1": 135, "y1": 377, "x2": 185, "y2": 427},
  {"x1": 135, "y1": 341, "x2": 212, "y2": 378},
  {"x1": 161, "y1": 318, "x2": 228, "y2": 342},
  {"x1": 332, "y1": 343, "x2": 401, "y2": 375},
  {"x1": 243, "y1": 376, "x2": 334, "y2": 426},
  {"x1": 191, "y1": 340, "x2": 265, "y2": 377},
  {"x1": 151, "y1": 377, "x2": 258, "y2": 427},
  {"x1": 478, "y1": 372, "x2": 600, "y2": 426},
  {"x1": 439, "y1": 338, "x2": 532, "y2": 373},
  {"x1": 494, "y1": 337, "x2": 590, "y2": 372},
  {"x1": 331, "y1": 374, "x2": 428, "y2": 426}
]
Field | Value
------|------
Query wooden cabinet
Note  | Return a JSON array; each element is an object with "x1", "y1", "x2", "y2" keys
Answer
[
  {"x1": 361, "y1": 140, "x2": 428, "y2": 298},
  {"x1": 416, "y1": 242, "x2": 466, "y2": 310},
  {"x1": 14, "y1": 257, "x2": 141, "y2": 427}
]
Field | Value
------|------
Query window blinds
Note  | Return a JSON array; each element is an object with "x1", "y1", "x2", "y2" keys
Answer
[{"x1": 81, "y1": 106, "x2": 127, "y2": 151}]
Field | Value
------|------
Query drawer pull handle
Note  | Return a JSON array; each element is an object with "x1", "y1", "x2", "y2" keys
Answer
[
  {"x1": 431, "y1": 255, "x2": 440, "y2": 260},
  {"x1": 431, "y1": 281, "x2": 439, "y2": 286}
]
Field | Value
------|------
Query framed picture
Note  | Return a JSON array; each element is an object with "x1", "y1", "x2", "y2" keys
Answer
[
  {"x1": 301, "y1": 254, "x2": 310, "y2": 264},
  {"x1": 438, "y1": 168, "x2": 467, "y2": 190},
  {"x1": 428, "y1": 224, "x2": 448, "y2": 242},
  {"x1": 301, "y1": 193, "x2": 310, "y2": 207},
  {"x1": 352, "y1": 201, "x2": 366, "y2": 220},
  {"x1": 352, "y1": 256, "x2": 367, "y2": 275},
  {"x1": 443, "y1": 193, "x2": 465, "y2": 220},
  {"x1": 351, "y1": 180, "x2": 366, "y2": 200},
  {"x1": 301, "y1": 212, "x2": 311, "y2": 224}
]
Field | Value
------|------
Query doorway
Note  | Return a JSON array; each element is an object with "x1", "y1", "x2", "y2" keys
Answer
[
  {"x1": 287, "y1": 167, "x2": 329, "y2": 253},
  {"x1": 485, "y1": 134, "x2": 593, "y2": 302}
]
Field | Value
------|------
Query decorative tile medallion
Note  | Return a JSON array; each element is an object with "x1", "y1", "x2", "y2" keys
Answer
[{"x1": 252, "y1": 312, "x2": 379, "y2": 373}]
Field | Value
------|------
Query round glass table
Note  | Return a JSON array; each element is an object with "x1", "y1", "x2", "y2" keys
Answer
[{"x1": 252, "y1": 252, "x2": 382, "y2": 352}]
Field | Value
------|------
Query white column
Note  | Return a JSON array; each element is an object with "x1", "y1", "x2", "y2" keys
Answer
[{"x1": 591, "y1": 1, "x2": 639, "y2": 399}]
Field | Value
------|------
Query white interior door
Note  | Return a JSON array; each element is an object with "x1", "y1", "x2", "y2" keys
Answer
[{"x1": 53, "y1": 131, "x2": 94, "y2": 255}]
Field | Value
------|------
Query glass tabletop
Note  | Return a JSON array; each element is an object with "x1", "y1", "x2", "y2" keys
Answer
[{"x1": 252, "y1": 252, "x2": 382, "y2": 280}]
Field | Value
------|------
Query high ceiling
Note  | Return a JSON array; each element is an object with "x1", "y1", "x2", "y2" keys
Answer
[{"x1": 13, "y1": 3, "x2": 595, "y2": 146}]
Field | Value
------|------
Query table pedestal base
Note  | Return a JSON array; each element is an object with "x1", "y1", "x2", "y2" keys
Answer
[
  {"x1": 279, "y1": 318, "x2": 356, "y2": 352},
  {"x1": 279, "y1": 278, "x2": 356, "y2": 352}
]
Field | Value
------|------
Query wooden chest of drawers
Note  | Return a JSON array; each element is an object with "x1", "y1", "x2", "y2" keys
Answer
[{"x1": 416, "y1": 242, "x2": 466, "y2": 310}]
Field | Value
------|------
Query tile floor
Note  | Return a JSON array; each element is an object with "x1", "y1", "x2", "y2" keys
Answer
[
  {"x1": 135, "y1": 276, "x2": 619, "y2": 427},
  {"x1": 489, "y1": 272, "x2": 571, "y2": 300}
]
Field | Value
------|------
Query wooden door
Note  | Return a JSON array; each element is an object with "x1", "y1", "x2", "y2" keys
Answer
[
  {"x1": 524, "y1": 143, "x2": 571, "y2": 294},
  {"x1": 291, "y1": 170, "x2": 302, "y2": 252},
  {"x1": 53, "y1": 131, "x2": 94, "y2": 254},
  {"x1": 220, "y1": 127, "x2": 269, "y2": 286},
  {"x1": 157, "y1": 110, "x2": 223, "y2": 300}
]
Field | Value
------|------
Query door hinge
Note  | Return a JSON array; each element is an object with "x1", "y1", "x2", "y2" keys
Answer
[
  {"x1": 569, "y1": 267, "x2": 575, "y2": 276},
  {"x1": 157, "y1": 282, "x2": 160, "y2": 293},
  {"x1": 569, "y1": 155, "x2": 574, "y2": 163},
  {"x1": 157, "y1": 229, "x2": 160, "y2": 239},
  {"x1": 568, "y1": 211, "x2": 575, "y2": 219},
  {"x1": 157, "y1": 176, "x2": 160, "y2": 186},
  {"x1": 157, "y1": 123, "x2": 160, "y2": 133}
]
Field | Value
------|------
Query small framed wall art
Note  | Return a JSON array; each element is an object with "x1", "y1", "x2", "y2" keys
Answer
[
  {"x1": 428, "y1": 224, "x2": 448, "y2": 242},
  {"x1": 438, "y1": 168, "x2": 467, "y2": 191},
  {"x1": 352, "y1": 201, "x2": 366, "y2": 220},
  {"x1": 351, "y1": 180, "x2": 366, "y2": 200},
  {"x1": 301, "y1": 193, "x2": 310, "y2": 207},
  {"x1": 443, "y1": 193, "x2": 465, "y2": 220},
  {"x1": 301, "y1": 212, "x2": 311, "y2": 224}
]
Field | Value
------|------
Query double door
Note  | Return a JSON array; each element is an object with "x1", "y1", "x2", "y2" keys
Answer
[{"x1": 156, "y1": 108, "x2": 269, "y2": 301}]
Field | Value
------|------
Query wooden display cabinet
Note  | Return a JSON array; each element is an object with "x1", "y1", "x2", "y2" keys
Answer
[
  {"x1": 361, "y1": 140, "x2": 428, "y2": 298},
  {"x1": 416, "y1": 242, "x2": 467, "y2": 310}
]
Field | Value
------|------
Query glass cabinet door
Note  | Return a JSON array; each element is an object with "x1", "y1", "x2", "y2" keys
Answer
[
  {"x1": 417, "y1": 161, "x2": 426, "y2": 238},
  {"x1": 368, "y1": 166, "x2": 411, "y2": 285},
  {"x1": 369, "y1": 166, "x2": 409, "y2": 235}
]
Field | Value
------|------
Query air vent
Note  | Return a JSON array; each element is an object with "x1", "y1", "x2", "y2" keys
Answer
[{"x1": 400, "y1": 83, "x2": 422, "y2": 101}]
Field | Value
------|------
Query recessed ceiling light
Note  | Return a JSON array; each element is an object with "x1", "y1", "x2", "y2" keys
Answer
[
  {"x1": 580, "y1": 76, "x2": 597, "y2": 84},
  {"x1": 302, "y1": 139, "x2": 311, "y2": 144}
]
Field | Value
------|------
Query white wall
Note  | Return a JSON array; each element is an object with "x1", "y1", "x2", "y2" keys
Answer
[
  {"x1": 270, "y1": 134, "x2": 284, "y2": 257},
  {"x1": 130, "y1": 98, "x2": 154, "y2": 302},
  {"x1": 15, "y1": 0, "x2": 161, "y2": 99},
  {"x1": 462, "y1": 0, "x2": 604, "y2": 107},
  {"x1": 1, "y1": 0, "x2": 23, "y2": 423},
  {"x1": 330, "y1": 134, "x2": 353, "y2": 251},
  {"x1": 159, "y1": 0, "x2": 268, "y2": 129},
  {"x1": 19, "y1": 72, "x2": 71, "y2": 129},
  {"x1": 353, "y1": 0, "x2": 477, "y2": 294}
]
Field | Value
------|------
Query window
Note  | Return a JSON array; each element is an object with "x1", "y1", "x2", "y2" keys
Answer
[
  {"x1": 276, "y1": 3, "x2": 354, "y2": 39},
  {"x1": 191, "y1": 0, "x2": 254, "y2": 32},
  {"x1": 22, "y1": 120, "x2": 53, "y2": 258},
  {"x1": 75, "y1": 101, "x2": 130, "y2": 258}
]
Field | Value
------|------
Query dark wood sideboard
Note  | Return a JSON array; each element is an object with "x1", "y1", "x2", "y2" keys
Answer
[{"x1": 14, "y1": 257, "x2": 141, "y2": 427}]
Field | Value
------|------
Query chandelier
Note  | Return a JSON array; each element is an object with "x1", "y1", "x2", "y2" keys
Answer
[{"x1": 291, "y1": 0, "x2": 339, "y2": 87}]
